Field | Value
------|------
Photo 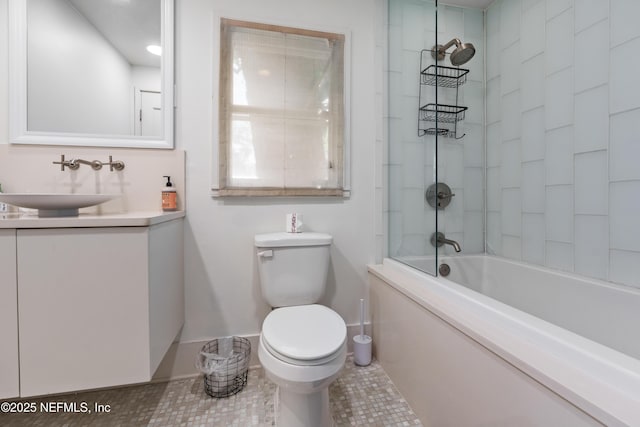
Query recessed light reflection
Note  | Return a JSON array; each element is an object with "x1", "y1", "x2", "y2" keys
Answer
[{"x1": 146, "y1": 45, "x2": 162, "y2": 56}]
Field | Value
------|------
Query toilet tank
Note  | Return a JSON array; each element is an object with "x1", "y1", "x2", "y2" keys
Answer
[{"x1": 255, "y1": 232, "x2": 332, "y2": 308}]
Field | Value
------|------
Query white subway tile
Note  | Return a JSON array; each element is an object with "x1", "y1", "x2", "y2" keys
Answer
[
  {"x1": 464, "y1": 124, "x2": 484, "y2": 167},
  {"x1": 388, "y1": 26, "x2": 403, "y2": 72},
  {"x1": 487, "y1": 32, "x2": 501, "y2": 81},
  {"x1": 610, "y1": 249, "x2": 640, "y2": 289},
  {"x1": 402, "y1": 2, "x2": 426, "y2": 51},
  {"x1": 388, "y1": 118, "x2": 403, "y2": 164},
  {"x1": 546, "y1": 241, "x2": 574, "y2": 272},
  {"x1": 487, "y1": 78, "x2": 502, "y2": 124},
  {"x1": 574, "y1": 85, "x2": 609, "y2": 153},
  {"x1": 521, "y1": 107, "x2": 546, "y2": 161},
  {"x1": 501, "y1": 139, "x2": 522, "y2": 188},
  {"x1": 521, "y1": 2, "x2": 545, "y2": 60},
  {"x1": 401, "y1": 51, "x2": 420, "y2": 96},
  {"x1": 501, "y1": 0, "x2": 522, "y2": 48},
  {"x1": 443, "y1": 5, "x2": 464, "y2": 37},
  {"x1": 610, "y1": 108, "x2": 640, "y2": 181},
  {"x1": 610, "y1": 181, "x2": 640, "y2": 252},
  {"x1": 610, "y1": 0, "x2": 640, "y2": 47},
  {"x1": 574, "y1": 0, "x2": 608, "y2": 33},
  {"x1": 545, "y1": 9, "x2": 574, "y2": 75},
  {"x1": 463, "y1": 212, "x2": 484, "y2": 253},
  {"x1": 546, "y1": 185, "x2": 573, "y2": 242},
  {"x1": 487, "y1": 1, "x2": 501, "y2": 35},
  {"x1": 502, "y1": 188, "x2": 522, "y2": 236},
  {"x1": 523, "y1": 0, "x2": 544, "y2": 12},
  {"x1": 610, "y1": 37, "x2": 640, "y2": 114},
  {"x1": 487, "y1": 122, "x2": 502, "y2": 167},
  {"x1": 502, "y1": 90, "x2": 522, "y2": 140},
  {"x1": 574, "y1": 20, "x2": 609, "y2": 93},
  {"x1": 522, "y1": 161, "x2": 545, "y2": 213},
  {"x1": 546, "y1": 0, "x2": 572, "y2": 20},
  {"x1": 502, "y1": 235, "x2": 522, "y2": 260},
  {"x1": 402, "y1": 142, "x2": 425, "y2": 189},
  {"x1": 575, "y1": 151, "x2": 608, "y2": 215},
  {"x1": 464, "y1": 8, "x2": 484, "y2": 38},
  {"x1": 402, "y1": 189, "x2": 427, "y2": 234},
  {"x1": 545, "y1": 126, "x2": 574, "y2": 185},
  {"x1": 487, "y1": 212, "x2": 503, "y2": 255},
  {"x1": 545, "y1": 68, "x2": 574, "y2": 130},
  {"x1": 464, "y1": 167, "x2": 484, "y2": 211},
  {"x1": 574, "y1": 215, "x2": 608, "y2": 280},
  {"x1": 389, "y1": 211, "x2": 403, "y2": 255},
  {"x1": 442, "y1": 142, "x2": 464, "y2": 189},
  {"x1": 501, "y1": 42, "x2": 521, "y2": 95},
  {"x1": 522, "y1": 213, "x2": 546, "y2": 265},
  {"x1": 487, "y1": 167, "x2": 501, "y2": 211},
  {"x1": 521, "y1": 54, "x2": 545, "y2": 111}
]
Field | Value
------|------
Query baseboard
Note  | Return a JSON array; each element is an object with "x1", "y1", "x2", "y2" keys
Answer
[{"x1": 152, "y1": 322, "x2": 371, "y2": 382}]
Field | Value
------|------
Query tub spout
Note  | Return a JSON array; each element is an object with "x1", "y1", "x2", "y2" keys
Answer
[{"x1": 430, "y1": 232, "x2": 462, "y2": 253}]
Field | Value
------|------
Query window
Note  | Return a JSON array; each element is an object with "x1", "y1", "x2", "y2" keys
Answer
[{"x1": 215, "y1": 19, "x2": 349, "y2": 196}]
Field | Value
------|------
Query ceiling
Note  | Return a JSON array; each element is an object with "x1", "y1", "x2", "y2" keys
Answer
[
  {"x1": 68, "y1": 0, "x2": 161, "y2": 68},
  {"x1": 440, "y1": 0, "x2": 494, "y2": 9}
]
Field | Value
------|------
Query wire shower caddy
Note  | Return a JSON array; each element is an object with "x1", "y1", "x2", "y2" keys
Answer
[{"x1": 418, "y1": 50, "x2": 469, "y2": 139}]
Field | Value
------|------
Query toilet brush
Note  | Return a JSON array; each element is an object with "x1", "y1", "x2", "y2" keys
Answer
[{"x1": 353, "y1": 298, "x2": 372, "y2": 366}]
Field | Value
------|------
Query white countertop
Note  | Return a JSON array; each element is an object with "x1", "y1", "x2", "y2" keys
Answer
[{"x1": 0, "y1": 210, "x2": 185, "y2": 228}]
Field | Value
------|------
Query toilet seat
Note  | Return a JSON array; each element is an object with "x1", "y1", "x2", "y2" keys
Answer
[{"x1": 262, "y1": 304, "x2": 347, "y2": 366}]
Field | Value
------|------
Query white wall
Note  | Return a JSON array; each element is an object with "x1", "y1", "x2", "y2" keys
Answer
[
  {"x1": 486, "y1": 0, "x2": 640, "y2": 290},
  {"x1": 27, "y1": 0, "x2": 132, "y2": 135},
  {"x1": 132, "y1": 66, "x2": 161, "y2": 92},
  {"x1": 175, "y1": 0, "x2": 377, "y2": 341}
]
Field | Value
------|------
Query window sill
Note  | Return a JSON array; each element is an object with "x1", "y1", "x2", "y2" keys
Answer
[{"x1": 211, "y1": 187, "x2": 350, "y2": 198}]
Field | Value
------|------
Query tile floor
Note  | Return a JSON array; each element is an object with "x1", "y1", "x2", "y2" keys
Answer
[{"x1": 0, "y1": 356, "x2": 422, "y2": 426}]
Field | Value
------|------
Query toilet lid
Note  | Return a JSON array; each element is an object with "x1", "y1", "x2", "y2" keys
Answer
[{"x1": 262, "y1": 305, "x2": 347, "y2": 362}]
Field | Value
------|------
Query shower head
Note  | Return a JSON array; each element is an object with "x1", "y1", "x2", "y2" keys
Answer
[
  {"x1": 431, "y1": 38, "x2": 476, "y2": 66},
  {"x1": 449, "y1": 42, "x2": 476, "y2": 66}
]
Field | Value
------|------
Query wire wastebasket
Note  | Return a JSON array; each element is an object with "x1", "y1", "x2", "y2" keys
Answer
[{"x1": 196, "y1": 336, "x2": 251, "y2": 398}]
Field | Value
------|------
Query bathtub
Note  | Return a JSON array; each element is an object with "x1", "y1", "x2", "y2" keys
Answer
[{"x1": 368, "y1": 256, "x2": 640, "y2": 426}]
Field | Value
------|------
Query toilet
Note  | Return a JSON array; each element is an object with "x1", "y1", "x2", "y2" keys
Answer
[{"x1": 255, "y1": 232, "x2": 347, "y2": 427}]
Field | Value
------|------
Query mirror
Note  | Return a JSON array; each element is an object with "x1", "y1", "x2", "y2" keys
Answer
[{"x1": 8, "y1": 0, "x2": 174, "y2": 149}]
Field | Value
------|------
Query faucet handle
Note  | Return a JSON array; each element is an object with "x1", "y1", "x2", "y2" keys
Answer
[
  {"x1": 52, "y1": 155, "x2": 80, "y2": 171},
  {"x1": 108, "y1": 156, "x2": 125, "y2": 172}
]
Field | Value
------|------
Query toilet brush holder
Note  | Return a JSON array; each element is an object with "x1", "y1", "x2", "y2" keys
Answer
[{"x1": 353, "y1": 335, "x2": 372, "y2": 366}]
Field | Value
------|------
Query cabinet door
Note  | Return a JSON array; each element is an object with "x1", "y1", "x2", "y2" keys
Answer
[
  {"x1": 0, "y1": 229, "x2": 19, "y2": 399},
  {"x1": 17, "y1": 227, "x2": 151, "y2": 397}
]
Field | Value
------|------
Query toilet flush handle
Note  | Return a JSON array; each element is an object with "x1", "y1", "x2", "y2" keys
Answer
[{"x1": 257, "y1": 250, "x2": 273, "y2": 258}]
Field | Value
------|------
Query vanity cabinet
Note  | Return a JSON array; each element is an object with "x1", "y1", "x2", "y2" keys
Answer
[
  {"x1": 15, "y1": 219, "x2": 183, "y2": 397},
  {"x1": 0, "y1": 230, "x2": 19, "y2": 399}
]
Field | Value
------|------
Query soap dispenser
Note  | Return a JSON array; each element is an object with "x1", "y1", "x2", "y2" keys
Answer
[{"x1": 162, "y1": 176, "x2": 177, "y2": 211}]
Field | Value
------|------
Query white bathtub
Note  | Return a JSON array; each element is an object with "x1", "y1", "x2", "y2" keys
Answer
[{"x1": 368, "y1": 256, "x2": 640, "y2": 426}]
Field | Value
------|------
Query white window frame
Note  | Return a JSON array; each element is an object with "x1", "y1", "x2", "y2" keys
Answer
[{"x1": 211, "y1": 15, "x2": 351, "y2": 197}]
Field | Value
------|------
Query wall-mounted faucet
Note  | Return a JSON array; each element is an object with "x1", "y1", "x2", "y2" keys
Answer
[
  {"x1": 53, "y1": 155, "x2": 125, "y2": 172},
  {"x1": 430, "y1": 232, "x2": 462, "y2": 253}
]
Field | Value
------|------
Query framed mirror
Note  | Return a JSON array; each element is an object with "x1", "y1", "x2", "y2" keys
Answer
[{"x1": 8, "y1": 0, "x2": 174, "y2": 149}]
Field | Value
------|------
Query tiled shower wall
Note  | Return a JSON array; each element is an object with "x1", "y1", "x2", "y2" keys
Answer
[
  {"x1": 387, "y1": 0, "x2": 485, "y2": 261},
  {"x1": 486, "y1": 0, "x2": 640, "y2": 289}
]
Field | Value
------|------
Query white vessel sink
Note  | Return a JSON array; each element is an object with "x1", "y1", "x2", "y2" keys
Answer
[{"x1": 0, "y1": 193, "x2": 117, "y2": 217}]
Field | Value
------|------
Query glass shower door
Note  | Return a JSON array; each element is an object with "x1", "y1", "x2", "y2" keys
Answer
[
  {"x1": 388, "y1": 0, "x2": 485, "y2": 276},
  {"x1": 387, "y1": 0, "x2": 439, "y2": 276}
]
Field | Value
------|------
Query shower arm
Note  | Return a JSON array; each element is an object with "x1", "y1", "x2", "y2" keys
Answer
[{"x1": 431, "y1": 38, "x2": 462, "y2": 60}]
